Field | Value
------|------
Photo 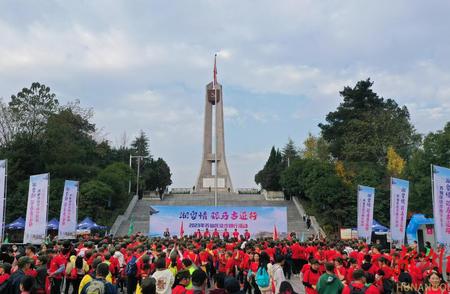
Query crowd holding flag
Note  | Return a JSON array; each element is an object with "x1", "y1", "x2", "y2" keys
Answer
[{"x1": 0, "y1": 155, "x2": 450, "y2": 249}]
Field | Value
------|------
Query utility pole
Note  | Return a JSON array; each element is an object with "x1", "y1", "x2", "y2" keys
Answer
[
  {"x1": 130, "y1": 155, "x2": 150, "y2": 197},
  {"x1": 128, "y1": 154, "x2": 132, "y2": 194}
]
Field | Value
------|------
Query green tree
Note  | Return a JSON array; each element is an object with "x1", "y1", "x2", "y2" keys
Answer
[
  {"x1": 97, "y1": 162, "x2": 132, "y2": 208},
  {"x1": 9, "y1": 82, "x2": 59, "y2": 139},
  {"x1": 281, "y1": 138, "x2": 298, "y2": 167},
  {"x1": 143, "y1": 158, "x2": 172, "y2": 198},
  {"x1": 280, "y1": 158, "x2": 353, "y2": 230},
  {"x1": 0, "y1": 99, "x2": 17, "y2": 146},
  {"x1": 131, "y1": 130, "x2": 151, "y2": 157},
  {"x1": 301, "y1": 133, "x2": 330, "y2": 160},
  {"x1": 79, "y1": 180, "x2": 113, "y2": 223},
  {"x1": 43, "y1": 108, "x2": 96, "y2": 165},
  {"x1": 255, "y1": 147, "x2": 283, "y2": 191},
  {"x1": 406, "y1": 122, "x2": 450, "y2": 216},
  {"x1": 319, "y1": 79, "x2": 418, "y2": 163}
]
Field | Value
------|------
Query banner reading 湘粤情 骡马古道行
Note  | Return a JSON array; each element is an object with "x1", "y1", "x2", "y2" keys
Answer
[
  {"x1": 58, "y1": 180, "x2": 79, "y2": 240},
  {"x1": 432, "y1": 165, "x2": 450, "y2": 245},
  {"x1": 390, "y1": 178, "x2": 409, "y2": 243},
  {"x1": 357, "y1": 185, "x2": 375, "y2": 243},
  {"x1": 149, "y1": 206, "x2": 287, "y2": 238},
  {"x1": 24, "y1": 173, "x2": 49, "y2": 244},
  {"x1": 0, "y1": 160, "x2": 6, "y2": 241}
]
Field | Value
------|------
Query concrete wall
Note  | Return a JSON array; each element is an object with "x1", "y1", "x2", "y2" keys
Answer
[{"x1": 110, "y1": 195, "x2": 138, "y2": 236}]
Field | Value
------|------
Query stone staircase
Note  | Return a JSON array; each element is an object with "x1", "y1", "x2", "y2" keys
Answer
[{"x1": 115, "y1": 193, "x2": 316, "y2": 239}]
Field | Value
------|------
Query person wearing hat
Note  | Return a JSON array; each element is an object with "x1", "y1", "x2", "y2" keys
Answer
[{"x1": 8, "y1": 256, "x2": 33, "y2": 294}]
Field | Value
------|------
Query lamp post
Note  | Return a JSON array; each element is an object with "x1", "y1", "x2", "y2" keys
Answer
[{"x1": 129, "y1": 154, "x2": 150, "y2": 197}]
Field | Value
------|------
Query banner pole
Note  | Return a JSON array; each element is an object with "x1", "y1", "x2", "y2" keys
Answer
[
  {"x1": 75, "y1": 181, "x2": 79, "y2": 239},
  {"x1": 390, "y1": 177, "x2": 393, "y2": 243},
  {"x1": 1, "y1": 160, "x2": 7, "y2": 244},
  {"x1": 45, "y1": 173, "x2": 50, "y2": 243},
  {"x1": 431, "y1": 164, "x2": 437, "y2": 247}
]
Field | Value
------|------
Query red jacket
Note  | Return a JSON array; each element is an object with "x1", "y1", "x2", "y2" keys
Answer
[
  {"x1": 303, "y1": 268, "x2": 320, "y2": 294},
  {"x1": 342, "y1": 282, "x2": 365, "y2": 294}
]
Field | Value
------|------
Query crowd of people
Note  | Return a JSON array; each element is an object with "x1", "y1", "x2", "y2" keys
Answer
[{"x1": 0, "y1": 230, "x2": 448, "y2": 294}]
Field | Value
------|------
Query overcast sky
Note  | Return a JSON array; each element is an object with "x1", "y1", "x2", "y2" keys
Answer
[{"x1": 1, "y1": 1, "x2": 449, "y2": 189}]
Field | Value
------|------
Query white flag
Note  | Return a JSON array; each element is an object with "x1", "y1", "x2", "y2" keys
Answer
[
  {"x1": 58, "y1": 180, "x2": 79, "y2": 240},
  {"x1": 432, "y1": 165, "x2": 450, "y2": 245},
  {"x1": 24, "y1": 173, "x2": 49, "y2": 244},
  {"x1": 390, "y1": 178, "x2": 409, "y2": 242},
  {"x1": 357, "y1": 185, "x2": 375, "y2": 242},
  {"x1": 0, "y1": 160, "x2": 6, "y2": 241}
]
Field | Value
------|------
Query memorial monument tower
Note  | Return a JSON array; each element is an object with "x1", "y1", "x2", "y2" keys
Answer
[{"x1": 195, "y1": 56, "x2": 233, "y2": 193}]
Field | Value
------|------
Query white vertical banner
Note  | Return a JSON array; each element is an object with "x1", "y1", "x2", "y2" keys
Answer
[
  {"x1": 58, "y1": 180, "x2": 79, "y2": 239},
  {"x1": 432, "y1": 165, "x2": 450, "y2": 245},
  {"x1": 390, "y1": 178, "x2": 409, "y2": 243},
  {"x1": 357, "y1": 185, "x2": 375, "y2": 243},
  {"x1": 24, "y1": 173, "x2": 49, "y2": 244},
  {"x1": 0, "y1": 160, "x2": 6, "y2": 242}
]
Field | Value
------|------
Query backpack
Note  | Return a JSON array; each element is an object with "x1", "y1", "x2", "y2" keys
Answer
[
  {"x1": 275, "y1": 247, "x2": 282, "y2": 258},
  {"x1": 255, "y1": 267, "x2": 270, "y2": 288},
  {"x1": 382, "y1": 279, "x2": 394, "y2": 294},
  {"x1": 126, "y1": 256, "x2": 138, "y2": 276},
  {"x1": 286, "y1": 248, "x2": 292, "y2": 259},
  {"x1": 84, "y1": 279, "x2": 105, "y2": 294},
  {"x1": 349, "y1": 284, "x2": 367, "y2": 294}
]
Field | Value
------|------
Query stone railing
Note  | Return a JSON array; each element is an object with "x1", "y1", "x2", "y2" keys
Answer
[
  {"x1": 110, "y1": 195, "x2": 138, "y2": 236},
  {"x1": 261, "y1": 189, "x2": 285, "y2": 201},
  {"x1": 237, "y1": 188, "x2": 260, "y2": 194},
  {"x1": 170, "y1": 188, "x2": 192, "y2": 194},
  {"x1": 292, "y1": 197, "x2": 327, "y2": 239}
]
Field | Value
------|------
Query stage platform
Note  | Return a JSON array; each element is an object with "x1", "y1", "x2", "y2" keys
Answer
[{"x1": 115, "y1": 193, "x2": 315, "y2": 239}]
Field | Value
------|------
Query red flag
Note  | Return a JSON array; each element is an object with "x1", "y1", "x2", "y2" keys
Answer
[
  {"x1": 401, "y1": 245, "x2": 407, "y2": 259},
  {"x1": 180, "y1": 221, "x2": 184, "y2": 237},
  {"x1": 273, "y1": 225, "x2": 278, "y2": 240},
  {"x1": 213, "y1": 54, "x2": 217, "y2": 89},
  {"x1": 439, "y1": 247, "x2": 445, "y2": 273}
]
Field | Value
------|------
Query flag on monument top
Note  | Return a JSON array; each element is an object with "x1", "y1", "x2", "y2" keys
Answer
[
  {"x1": 213, "y1": 54, "x2": 217, "y2": 89},
  {"x1": 273, "y1": 224, "x2": 278, "y2": 240}
]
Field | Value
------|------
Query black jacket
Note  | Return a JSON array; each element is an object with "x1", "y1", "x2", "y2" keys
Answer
[{"x1": 7, "y1": 269, "x2": 25, "y2": 294}]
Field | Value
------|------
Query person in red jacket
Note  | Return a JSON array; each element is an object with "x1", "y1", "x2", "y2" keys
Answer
[
  {"x1": 172, "y1": 270, "x2": 191, "y2": 294},
  {"x1": 244, "y1": 229, "x2": 251, "y2": 240},
  {"x1": 213, "y1": 229, "x2": 220, "y2": 239},
  {"x1": 204, "y1": 228, "x2": 211, "y2": 239},
  {"x1": 342, "y1": 269, "x2": 366, "y2": 294},
  {"x1": 233, "y1": 229, "x2": 240, "y2": 240},
  {"x1": 222, "y1": 229, "x2": 230, "y2": 240},
  {"x1": 364, "y1": 273, "x2": 381, "y2": 294},
  {"x1": 48, "y1": 248, "x2": 67, "y2": 294},
  {"x1": 224, "y1": 251, "x2": 235, "y2": 276},
  {"x1": 303, "y1": 259, "x2": 321, "y2": 294}
]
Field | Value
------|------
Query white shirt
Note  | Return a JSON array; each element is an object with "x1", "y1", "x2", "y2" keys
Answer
[{"x1": 152, "y1": 268, "x2": 175, "y2": 294}]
